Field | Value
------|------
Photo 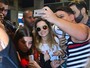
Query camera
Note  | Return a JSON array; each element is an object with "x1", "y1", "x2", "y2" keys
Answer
[{"x1": 33, "y1": 9, "x2": 45, "y2": 17}]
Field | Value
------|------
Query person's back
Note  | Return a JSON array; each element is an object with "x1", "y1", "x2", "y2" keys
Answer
[
  {"x1": 0, "y1": 38, "x2": 21, "y2": 68},
  {"x1": 0, "y1": 1, "x2": 17, "y2": 39},
  {"x1": 0, "y1": 23, "x2": 21, "y2": 68}
]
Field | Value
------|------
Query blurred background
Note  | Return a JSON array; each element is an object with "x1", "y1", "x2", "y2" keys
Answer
[{"x1": 2, "y1": 0, "x2": 90, "y2": 25}]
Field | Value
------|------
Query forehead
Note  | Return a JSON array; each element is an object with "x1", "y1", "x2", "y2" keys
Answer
[
  {"x1": 4, "y1": 5, "x2": 8, "y2": 9},
  {"x1": 25, "y1": 11, "x2": 33, "y2": 17},
  {"x1": 23, "y1": 36, "x2": 32, "y2": 41},
  {"x1": 0, "y1": 2, "x2": 8, "y2": 8},
  {"x1": 55, "y1": 11, "x2": 68, "y2": 16},
  {"x1": 37, "y1": 21, "x2": 47, "y2": 27}
]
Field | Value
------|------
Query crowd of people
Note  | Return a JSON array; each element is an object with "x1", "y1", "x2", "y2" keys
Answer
[{"x1": 0, "y1": 0, "x2": 90, "y2": 68}]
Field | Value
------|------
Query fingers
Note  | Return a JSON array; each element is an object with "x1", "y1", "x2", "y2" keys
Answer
[
  {"x1": 44, "y1": 51, "x2": 50, "y2": 61},
  {"x1": 42, "y1": 6, "x2": 49, "y2": 11},
  {"x1": 29, "y1": 61, "x2": 41, "y2": 68},
  {"x1": 53, "y1": 50, "x2": 64, "y2": 56},
  {"x1": 41, "y1": 6, "x2": 53, "y2": 20},
  {"x1": 50, "y1": 60, "x2": 61, "y2": 68}
]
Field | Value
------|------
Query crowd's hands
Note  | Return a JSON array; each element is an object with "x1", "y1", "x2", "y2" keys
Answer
[
  {"x1": 41, "y1": 6, "x2": 58, "y2": 24},
  {"x1": 43, "y1": 51, "x2": 50, "y2": 61},
  {"x1": 29, "y1": 60, "x2": 41, "y2": 68},
  {"x1": 51, "y1": 60, "x2": 60, "y2": 68},
  {"x1": 53, "y1": 50, "x2": 65, "y2": 57},
  {"x1": 59, "y1": 37, "x2": 67, "y2": 54},
  {"x1": 50, "y1": 60, "x2": 65, "y2": 68},
  {"x1": 60, "y1": 37, "x2": 66, "y2": 46}
]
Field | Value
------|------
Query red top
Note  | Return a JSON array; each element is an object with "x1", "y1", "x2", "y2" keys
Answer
[{"x1": 21, "y1": 59, "x2": 29, "y2": 68}]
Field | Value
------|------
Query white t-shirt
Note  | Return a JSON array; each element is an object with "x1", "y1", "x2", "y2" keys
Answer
[{"x1": 39, "y1": 37, "x2": 61, "y2": 61}]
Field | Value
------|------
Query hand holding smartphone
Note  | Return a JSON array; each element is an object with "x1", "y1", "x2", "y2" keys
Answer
[
  {"x1": 33, "y1": 9, "x2": 45, "y2": 17},
  {"x1": 29, "y1": 55, "x2": 34, "y2": 61}
]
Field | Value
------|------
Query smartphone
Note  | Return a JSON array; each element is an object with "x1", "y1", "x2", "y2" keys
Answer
[
  {"x1": 33, "y1": 9, "x2": 45, "y2": 17},
  {"x1": 29, "y1": 55, "x2": 34, "y2": 61}
]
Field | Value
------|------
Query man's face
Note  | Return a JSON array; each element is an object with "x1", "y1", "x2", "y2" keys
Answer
[
  {"x1": 55, "y1": 11, "x2": 73, "y2": 22},
  {"x1": 23, "y1": 11, "x2": 35, "y2": 27},
  {"x1": 0, "y1": 2, "x2": 8, "y2": 17},
  {"x1": 70, "y1": 5, "x2": 84, "y2": 23}
]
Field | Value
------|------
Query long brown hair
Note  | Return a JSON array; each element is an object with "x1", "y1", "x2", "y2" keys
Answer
[{"x1": 34, "y1": 18, "x2": 58, "y2": 52}]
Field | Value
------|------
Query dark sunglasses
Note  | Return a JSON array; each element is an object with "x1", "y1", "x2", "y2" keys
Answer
[{"x1": 36, "y1": 25, "x2": 48, "y2": 32}]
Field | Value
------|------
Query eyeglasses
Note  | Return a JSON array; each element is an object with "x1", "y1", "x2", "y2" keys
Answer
[{"x1": 36, "y1": 25, "x2": 48, "y2": 32}]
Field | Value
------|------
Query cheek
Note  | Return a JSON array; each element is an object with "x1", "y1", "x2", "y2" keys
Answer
[
  {"x1": 18, "y1": 43, "x2": 24, "y2": 51},
  {"x1": 26, "y1": 43, "x2": 32, "y2": 49},
  {"x1": 46, "y1": 29, "x2": 49, "y2": 34},
  {"x1": 62, "y1": 16, "x2": 69, "y2": 21},
  {"x1": 38, "y1": 32, "x2": 41, "y2": 36},
  {"x1": 4, "y1": 11, "x2": 7, "y2": 15},
  {"x1": 18, "y1": 43, "x2": 24, "y2": 48},
  {"x1": 28, "y1": 44, "x2": 32, "y2": 49}
]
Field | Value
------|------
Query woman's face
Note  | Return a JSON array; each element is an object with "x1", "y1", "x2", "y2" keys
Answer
[
  {"x1": 36, "y1": 21, "x2": 49, "y2": 38},
  {"x1": 18, "y1": 36, "x2": 32, "y2": 52}
]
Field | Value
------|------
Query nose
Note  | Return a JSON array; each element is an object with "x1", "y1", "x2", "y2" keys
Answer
[
  {"x1": 26, "y1": 42, "x2": 32, "y2": 49},
  {"x1": 26, "y1": 43, "x2": 29, "y2": 47},
  {"x1": 31, "y1": 17, "x2": 35, "y2": 22}
]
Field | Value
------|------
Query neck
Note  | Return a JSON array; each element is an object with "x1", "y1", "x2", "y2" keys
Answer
[{"x1": 42, "y1": 37, "x2": 47, "y2": 43}]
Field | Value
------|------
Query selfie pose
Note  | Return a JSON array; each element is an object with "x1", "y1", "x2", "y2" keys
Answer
[
  {"x1": 41, "y1": 6, "x2": 90, "y2": 68},
  {"x1": 34, "y1": 18, "x2": 65, "y2": 68}
]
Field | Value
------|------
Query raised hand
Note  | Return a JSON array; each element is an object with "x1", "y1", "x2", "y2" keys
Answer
[
  {"x1": 41, "y1": 6, "x2": 58, "y2": 24},
  {"x1": 44, "y1": 50, "x2": 50, "y2": 61}
]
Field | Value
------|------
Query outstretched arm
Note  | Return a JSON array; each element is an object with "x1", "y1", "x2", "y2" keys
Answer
[{"x1": 41, "y1": 6, "x2": 90, "y2": 41}]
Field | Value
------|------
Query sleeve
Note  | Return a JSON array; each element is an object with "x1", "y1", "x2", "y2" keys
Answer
[{"x1": 54, "y1": 37, "x2": 61, "y2": 50}]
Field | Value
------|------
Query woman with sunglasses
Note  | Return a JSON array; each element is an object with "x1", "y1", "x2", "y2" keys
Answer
[
  {"x1": 14, "y1": 26, "x2": 41, "y2": 68},
  {"x1": 34, "y1": 18, "x2": 65, "y2": 68},
  {"x1": 40, "y1": 6, "x2": 90, "y2": 68}
]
